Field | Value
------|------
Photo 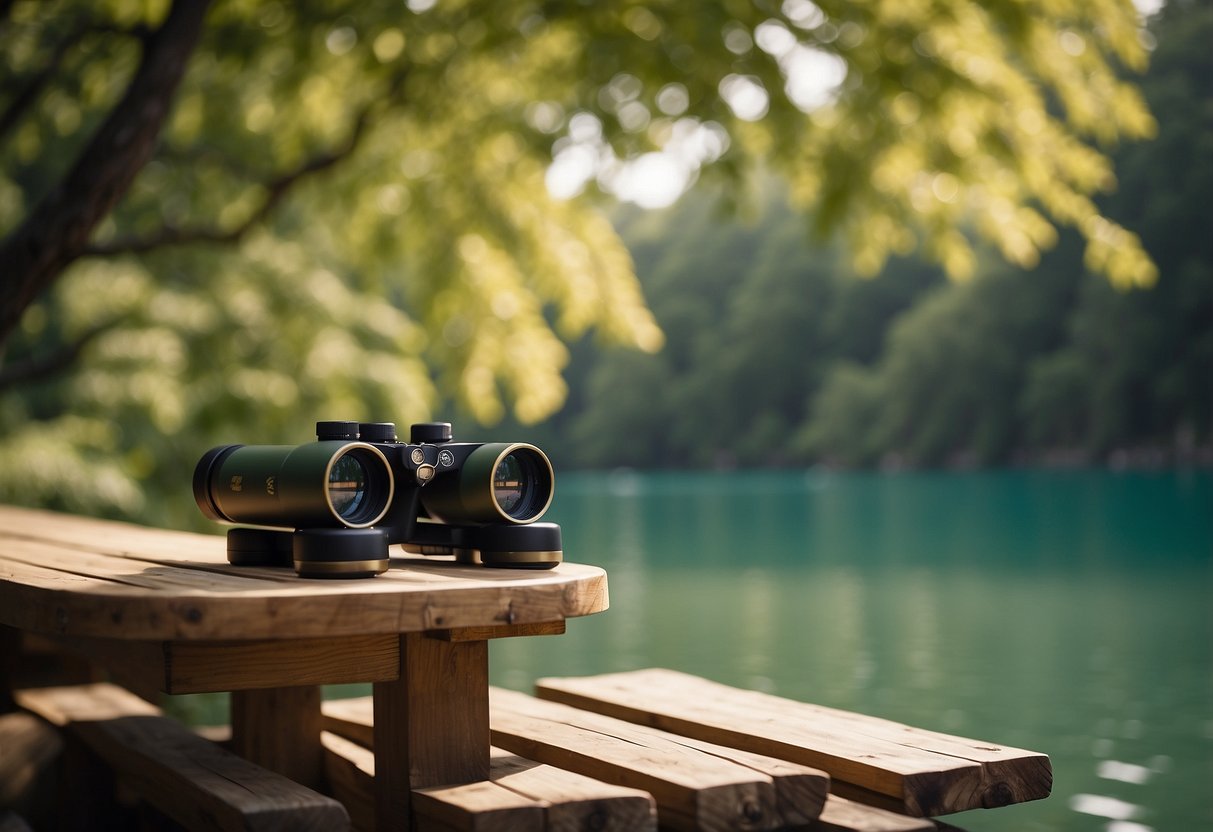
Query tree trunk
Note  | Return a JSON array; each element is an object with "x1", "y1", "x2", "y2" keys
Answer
[{"x1": 0, "y1": 0, "x2": 212, "y2": 349}]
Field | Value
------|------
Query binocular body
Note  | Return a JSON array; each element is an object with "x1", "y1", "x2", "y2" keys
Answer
[{"x1": 193, "y1": 421, "x2": 562, "y2": 577}]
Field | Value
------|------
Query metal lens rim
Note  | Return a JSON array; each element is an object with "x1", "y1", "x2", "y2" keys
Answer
[
  {"x1": 489, "y1": 443, "x2": 554, "y2": 523},
  {"x1": 323, "y1": 442, "x2": 395, "y2": 528}
]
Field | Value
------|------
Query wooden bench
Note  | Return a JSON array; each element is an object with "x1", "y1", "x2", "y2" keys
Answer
[
  {"x1": 536, "y1": 669, "x2": 1052, "y2": 818},
  {"x1": 321, "y1": 698, "x2": 658, "y2": 832},
  {"x1": 15, "y1": 683, "x2": 351, "y2": 831},
  {"x1": 321, "y1": 669, "x2": 1050, "y2": 832}
]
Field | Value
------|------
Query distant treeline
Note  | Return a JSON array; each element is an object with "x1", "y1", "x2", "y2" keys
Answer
[{"x1": 506, "y1": 2, "x2": 1212, "y2": 470}]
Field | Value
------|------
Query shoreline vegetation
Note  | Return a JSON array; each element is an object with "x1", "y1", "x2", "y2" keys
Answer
[{"x1": 500, "y1": 4, "x2": 1211, "y2": 476}]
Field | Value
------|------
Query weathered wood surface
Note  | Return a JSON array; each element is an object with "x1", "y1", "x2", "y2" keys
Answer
[
  {"x1": 0, "y1": 505, "x2": 608, "y2": 641},
  {"x1": 231, "y1": 684, "x2": 325, "y2": 789},
  {"x1": 37, "y1": 632, "x2": 400, "y2": 695},
  {"x1": 490, "y1": 687, "x2": 828, "y2": 831},
  {"x1": 15, "y1": 683, "x2": 349, "y2": 831},
  {"x1": 321, "y1": 693, "x2": 967, "y2": 832},
  {"x1": 537, "y1": 668, "x2": 1052, "y2": 817},
  {"x1": 374, "y1": 634, "x2": 492, "y2": 831},
  {"x1": 811, "y1": 795, "x2": 941, "y2": 831},
  {"x1": 321, "y1": 724, "x2": 658, "y2": 832}
]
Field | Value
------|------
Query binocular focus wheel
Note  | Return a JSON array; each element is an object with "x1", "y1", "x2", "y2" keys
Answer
[{"x1": 292, "y1": 528, "x2": 390, "y2": 579}]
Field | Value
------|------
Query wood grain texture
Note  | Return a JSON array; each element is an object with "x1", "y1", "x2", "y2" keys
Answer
[
  {"x1": 35, "y1": 632, "x2": 400, "y2": 695},
  {"x1": 811, "y1": 795, "x2": 937, "y2": 831},
  {"x1": 489, "y1": 687, "x2": 824, "y2": 832},
  {"x1": 322, "y1": 731, "x2": 377, "y2": 832},
  {"x1": 231, "y1": 685, "x2": 324, "y2": 789},
  {"x1": 374, "y1": 634, "x2": 490, "y2": 832},
  {"x1": 488, "y1": 748, "x2": 657, "y2": 832},
  {"x1": 15, "y1": 683, "x2": 349, "y2": 831},
  {"x1": 0, "y1": 505, "x2": 608, "y2": 641},
  {"x1": 321, "y1": 727, "x2": 656, "y2": 832},
  {"x1": 537, "y1": 668, "x2": 1052, "y2": 817}
]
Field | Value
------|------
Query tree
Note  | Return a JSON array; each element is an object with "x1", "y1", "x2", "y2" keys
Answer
[{"x1": 0, "y1": 0, "x2": 1159, "y2": 520}]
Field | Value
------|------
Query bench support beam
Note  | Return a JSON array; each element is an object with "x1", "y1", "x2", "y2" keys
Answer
[
  {"x1": 373, "y1": 633, "x2": 489, "y2": 831},
  {"x1": 231, "y1": 684, "x2": 324, "y2": 790}
]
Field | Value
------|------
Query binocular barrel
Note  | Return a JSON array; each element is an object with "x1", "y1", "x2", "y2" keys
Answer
[
  {"x1": 420, "y1": 443, "x2": 554, "y2": 525},
  {"x1": 193, "y1": 441, "x2": 395, "y2": 529}
]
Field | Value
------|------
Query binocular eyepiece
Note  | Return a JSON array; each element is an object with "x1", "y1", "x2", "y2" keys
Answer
[{"x1": 193, "y1": 421, "x2": 562, "y2": 578}]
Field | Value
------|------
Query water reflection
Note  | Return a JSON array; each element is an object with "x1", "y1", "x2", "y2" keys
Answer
[{"x1": 491, "y1": 469, "x2": 1212, "y2": 830}]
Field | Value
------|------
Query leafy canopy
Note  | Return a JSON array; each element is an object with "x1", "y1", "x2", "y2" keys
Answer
[{"x1": 0, "y1": 0, "x2": 1159, "y2": 521}]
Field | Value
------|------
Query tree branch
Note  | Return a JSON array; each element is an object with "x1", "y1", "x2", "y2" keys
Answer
[
  {"x1": 0, "y1": 0, "x2": 212, "y2": 351},
  {"x1": 83, "y1": 71, "x2": 405, "y2": 258}
]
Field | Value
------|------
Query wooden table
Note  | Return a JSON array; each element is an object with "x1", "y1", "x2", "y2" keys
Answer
[{"x1": 0, "y1": 505, "x2": 609, "y2": 830}]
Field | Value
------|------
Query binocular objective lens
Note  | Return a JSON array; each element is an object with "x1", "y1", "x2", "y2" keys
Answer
[
  {"x1": 493, "y1": 454, "x2": 527, "y2": 517},
  {"x1": 329, "y1": 452, "x2": 368, "y2": 521},
  {"x1": 491, "y1": 448, "x2": 552, "y2": 521}
]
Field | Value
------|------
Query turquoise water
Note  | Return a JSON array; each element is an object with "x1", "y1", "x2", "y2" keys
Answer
[{"x1": 490, "y1": 469, "x2": 1213, "y2": 831}]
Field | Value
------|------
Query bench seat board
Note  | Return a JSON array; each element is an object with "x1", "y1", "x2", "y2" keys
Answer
[
  {"x1": 16, "y1": 683, "x2": 349, "y2": 831},
  {"x1": 323, "y1": 695, "x2": 954, "y2": 832},
  {"x1": 490, "y1": 687, "x2": 826, "y2": 832},
  {"x1": 320, "y1": 726, "x2": 657, "y2": 832},
  {"x1": 536, "y1": 668, "x2": 1052, "y2": 817},
  {"x1": 0, "y1": 506, "x2": 609, "y2": 642}
]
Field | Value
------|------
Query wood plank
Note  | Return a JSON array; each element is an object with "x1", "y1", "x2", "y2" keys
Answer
[
  {"x1": 323, "y1": 731, "x2": 377, "y2": 832},
  {"x1": 413, "y1": 780, "x2": 544, "y2": 832},
  {"x1": 645, "y1": 728, "x2": 827, "y2": 826},
  {"x1": 489, "y1": 687, "x2": 822, "y2": 832},
  {"x1": 323, "y1": 693, "x2": 376, "y2": 746},
  {"x1": 323, "y1": 728, "x2": 545, "y2": 832},
  {"x1": 322, "y1": 728, "x2": 657, "y2": 832},
  {"x1": 0, "y1": 505, "x2": 609, "y2": 642},
  {"x1": 488, "y1": 747, "x2": 657, "y2": 832},
  {"x1": 36, "y1": 632, "x2": 399, "y2": 695},
  {"x1": 231, "y1": 685, "x2": 325, "y2": 789},
  {"x1": 1, "y1": 538, "x2": 280, "y2": 592},
  {"x1": 812, "y1": 795, "x2": 937, "y2": 831},
  {"x1": 374, "y1": 634, "x2": 491, "y2": 832},
  {"x1": 16, "y1": 683, "x2": 349, "y2": 830},
  {"x1": 167, "y1": 634, "x2": 400, "y2": 693},
  {"x1": 537, "y1": 669, "x2": 1052, "y2": 817}
]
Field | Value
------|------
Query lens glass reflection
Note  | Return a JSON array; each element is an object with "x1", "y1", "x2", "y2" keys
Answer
[
  {"x1": 329, "y1": 453, "x2": 368, "y2": 519},
  {"x1": 493, "y1": 454, "x2": 528, "y2": 517}
]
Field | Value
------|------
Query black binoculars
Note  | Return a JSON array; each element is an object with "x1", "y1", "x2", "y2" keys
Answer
[{"x1": 193, "y1": 420, "x2": 562, "y2": 578}]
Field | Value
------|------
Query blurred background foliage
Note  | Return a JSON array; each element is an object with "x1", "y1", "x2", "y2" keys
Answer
[
  {"x1": 530, "y1": 1, "x2": 1210, "y2": 470},
  {"x1": 0, "y1": 0, "x2": 1203, "y2": 528}
]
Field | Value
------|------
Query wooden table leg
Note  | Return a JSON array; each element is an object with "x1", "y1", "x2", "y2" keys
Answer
[
  {"x1": 373, "y1": 633, "x2": 490, "y2": 832},
  {"x1": 229, "y1": 684, "x2": 323, "y2": 789}
]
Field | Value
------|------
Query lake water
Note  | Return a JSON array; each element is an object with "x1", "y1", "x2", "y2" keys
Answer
[{"x1": 490, "y1": 469, "x2": 1212, "y2": 831}]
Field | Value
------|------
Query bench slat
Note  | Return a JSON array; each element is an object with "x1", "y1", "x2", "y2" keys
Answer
[
  {"x1": 322, "y1": 692, "x2": 955, "y2": 832},
  {"x1": 536, "y1": 668, "x2": 1051, "y2": 817},
  {"x1": 16, "y1": 683, "x2": 349, "y2": 831},
  {"x1": 489, "y1": 686, "x2": 826, "y2": 831},
  {"x1": 320, "y1": 720, "x2": 657, "y2": 832}
]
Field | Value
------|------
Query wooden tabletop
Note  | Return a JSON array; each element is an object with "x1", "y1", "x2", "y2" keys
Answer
[{"x1": 0, "y1": 505, "x2": 609, "y2": 642}]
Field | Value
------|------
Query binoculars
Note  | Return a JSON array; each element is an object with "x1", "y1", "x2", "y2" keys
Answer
[{"x1": 193, "y1": 420, "x2": 562, "y2": 577}]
